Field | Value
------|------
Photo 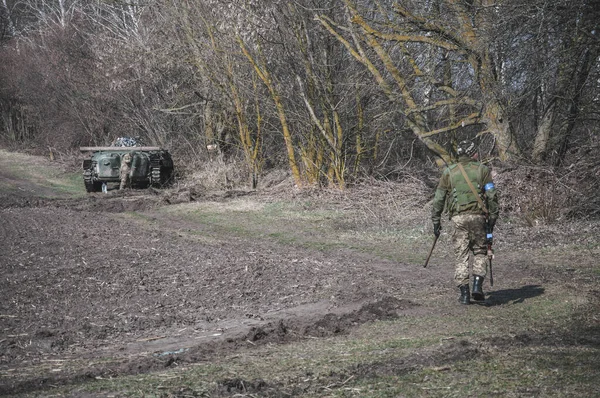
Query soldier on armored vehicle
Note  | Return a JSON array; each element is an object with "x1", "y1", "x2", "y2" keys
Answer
[
  {"x1": 80, "y1": 137, "x2": 173, "y2": 193},
  {"x1": 119, "y1": 152, "x2": 133, "y2": 190}
]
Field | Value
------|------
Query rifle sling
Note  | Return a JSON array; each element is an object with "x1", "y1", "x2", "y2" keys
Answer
[{"x1": 457, "y1": 163, "x2": 488, "y2": 216}]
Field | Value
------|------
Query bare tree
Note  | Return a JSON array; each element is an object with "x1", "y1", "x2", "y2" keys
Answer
[
  {"x1": 317, "y1": 0, "x2": 528, "y2": 163},
  {"x1": 2, "y1": 0, "x2": 598, "y2": 187},
  {"x1": 518, "y1": 0, "x2": 600, "y2": 164}
]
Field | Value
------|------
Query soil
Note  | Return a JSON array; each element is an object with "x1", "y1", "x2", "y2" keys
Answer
[{"x1": 0, "y1": 151, "x2": 598, "y2": 397}]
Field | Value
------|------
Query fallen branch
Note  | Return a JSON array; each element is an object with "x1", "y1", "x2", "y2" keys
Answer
[{"x1": 136, "y1": 336, "x2": 166, "y2": 342}]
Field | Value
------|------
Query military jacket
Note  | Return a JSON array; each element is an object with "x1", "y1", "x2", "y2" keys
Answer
[{"x1": 432, "y1": 157, "x2": 499, "y2": 223}]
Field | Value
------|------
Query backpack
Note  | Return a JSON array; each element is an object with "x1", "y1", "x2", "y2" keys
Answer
[{"x1": 446, "y1": 162, "x2": 485, "y2": 215}]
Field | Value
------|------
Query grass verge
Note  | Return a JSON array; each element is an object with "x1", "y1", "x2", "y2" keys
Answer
[{"x1": 0, "y1": 149, "x2": 85, "y2": 198}]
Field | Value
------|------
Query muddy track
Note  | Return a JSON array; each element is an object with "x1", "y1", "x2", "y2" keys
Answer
[{"x1": 0, "y1": 191, "x2": 445, "y2": 395}]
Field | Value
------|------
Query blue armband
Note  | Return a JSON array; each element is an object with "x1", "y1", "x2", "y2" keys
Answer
[{"x1": 484, "y1": 182, "x2": 495, "y2": 191}]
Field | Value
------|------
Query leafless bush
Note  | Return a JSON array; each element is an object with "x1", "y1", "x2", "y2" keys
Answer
[
  {"x1": 494, "y1": 166, "x2": 565, "y2": 225},
  {"x1": 494, "y1": 149, "x2": 600, "y2": 225},
  {"x1": 348, "y1": 177, "x2": 431, "y2": 228},
  {"x1": 182, "y1": 157, "x2": 250, "y2": 192},
  {"x1": 267, "y1": 165, "x2": 434, "y2": 232}
]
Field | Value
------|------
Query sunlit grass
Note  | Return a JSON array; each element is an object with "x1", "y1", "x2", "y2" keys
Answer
[
  {"x1": 157, "y1": 198, "x2": 433, "y2": 264},
  {"x1": 0, "y1": 149, "x2": 85, "y2": 198}
]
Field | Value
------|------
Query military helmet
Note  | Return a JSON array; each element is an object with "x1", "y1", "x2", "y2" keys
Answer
[{"x1": 456, "y1": 140, "x2": 476, "y2": 157}]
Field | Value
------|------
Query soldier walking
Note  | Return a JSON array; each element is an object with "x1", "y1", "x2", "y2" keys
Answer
[
  {"x1": 431, "y1": 140, "x2": 499, "y2": 304},
  {"x1": 120, "y1": 152, "x2": 133, "y2": 190}
]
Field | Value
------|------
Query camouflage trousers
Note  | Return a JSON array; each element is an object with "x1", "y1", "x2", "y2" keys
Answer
[
  {"x1": 451, "y1": 213, "x2": 488, "y2": 287},
  {"x1": 119, "y1": 165, "x2": 131, "y2": 190}
]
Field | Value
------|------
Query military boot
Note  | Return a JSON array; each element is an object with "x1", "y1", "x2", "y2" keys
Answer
[
  {"x1": 459, "y1": 285, "x2": 470, "y2": 305},
  {"x1": 472, "y1": 275, "x2": 485, "y2": 301}
]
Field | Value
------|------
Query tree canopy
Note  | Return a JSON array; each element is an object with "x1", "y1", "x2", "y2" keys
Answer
[{"x1": 1, "y1": 0, "x2": 598, "y2": 187}]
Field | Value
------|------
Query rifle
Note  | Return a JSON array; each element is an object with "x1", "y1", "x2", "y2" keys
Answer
[
  {"x1": 486, "y1": 219, "x2": 494, "y2": 286},
  {"x1": 424, "y1": 234, "x2": 439, "y2": 268}
]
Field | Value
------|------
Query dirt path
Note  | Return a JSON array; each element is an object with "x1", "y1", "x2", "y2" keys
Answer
[
  {"x1": 0, "y1": 150, "x2": 598, "y2": 397},
  {"x1": 0, "y1": 196, "x2": 438, "y2": 392},
  {"x1": 0, "y1": 152, "x2": 437, "y2": 394}
]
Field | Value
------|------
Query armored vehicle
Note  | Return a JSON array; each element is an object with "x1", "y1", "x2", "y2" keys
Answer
[{"x1": 80, "y1": 138, "x2": 173, "y2": 193}]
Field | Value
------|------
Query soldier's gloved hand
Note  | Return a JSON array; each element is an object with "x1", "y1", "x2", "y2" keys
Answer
[
  {"x1": 487, "y1": 217, "x2": 496, "y2": 232},
  {"x1": 433, "y1": 222, "x2": 441, "y2": 237}
]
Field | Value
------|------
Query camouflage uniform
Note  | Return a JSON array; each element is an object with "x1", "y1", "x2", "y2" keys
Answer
[
  {"x1": 431, "y1": 141, "x2": 499, "y2": 304},
  {"x1": 119, "y1": 153, "x2": 133, "y2": 190},
  {"x1": 452, "y1": 214, "x2": 488, "y2": 284}
]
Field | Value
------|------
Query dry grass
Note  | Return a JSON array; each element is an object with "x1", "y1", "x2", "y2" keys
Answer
[{"x1": 177, "y1": 157, "x2": 251, "y2": 191}]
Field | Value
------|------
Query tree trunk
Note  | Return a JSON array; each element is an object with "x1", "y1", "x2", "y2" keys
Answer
[{"x1": 532, "y1": 102, "x2": 556, "y2": 163}]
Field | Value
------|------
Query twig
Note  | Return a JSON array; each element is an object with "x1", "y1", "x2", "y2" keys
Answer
[
  {"x1": 322, "y1": 375, "x2": 355, "y2": 390},
  {"x1": 136, "y1": 336, "x2": 166, "y2": 342}
]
